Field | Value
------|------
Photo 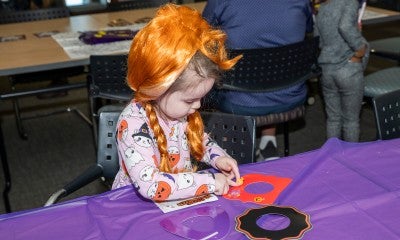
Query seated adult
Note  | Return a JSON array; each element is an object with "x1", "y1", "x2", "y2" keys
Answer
[{"x1": 202, "y1": 0, "x2": 313, "y2": 160}]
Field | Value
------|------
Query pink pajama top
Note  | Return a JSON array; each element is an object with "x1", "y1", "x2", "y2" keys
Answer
[{"x1": 112, "y1": 100, "x2": 228, "y2": 202}]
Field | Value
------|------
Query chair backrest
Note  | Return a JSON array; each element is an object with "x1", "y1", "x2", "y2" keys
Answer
[
  {"x1": 97, "y1": 105, "x2": 124, "y2": 179},
  {"x1": 89, "y1": 54, "x2": 133, "y2": 101},
  {"x1": 220, "y1": 37, "x2": 320, "y2": 92},
  {"x1": 372, "y1": 89, "x2": 400, "y2": 140},
  {"x1": 0, "y1": 7, "x2": 70, "y2": 24},
  {"x1": 107, "y1": 0, "x2": 170, "y2": 12},
  {"x1": 97, "y1": 107, "x2": 256, "y2": 180},
  {"x1": 201, "y1": 111, "x2": 256, "y2": 164}
]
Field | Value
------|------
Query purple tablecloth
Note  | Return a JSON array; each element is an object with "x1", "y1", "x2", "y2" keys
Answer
[{"x1": 1, "y1": 138, "x2": 399, "y2": 239}]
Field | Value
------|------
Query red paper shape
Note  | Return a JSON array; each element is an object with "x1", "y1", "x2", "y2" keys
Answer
[{"x1": 223, "y1": 173, "x2": 292, "y2": 204}]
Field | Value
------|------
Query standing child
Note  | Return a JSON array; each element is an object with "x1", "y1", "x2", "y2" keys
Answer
[
  {"x1": 315, "y1": 0, "x2": 369, "y2": 142},
  {"x1": 112, "y1": 4, "x2": 242, "y2": 202}
]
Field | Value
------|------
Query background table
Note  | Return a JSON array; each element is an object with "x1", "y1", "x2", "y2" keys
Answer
[
  {"x1": 0, "y1": 2, "x2": 205, "y2": 77},
  {"x1": 362, "y1": 5, "x2": 400, "y2": 24},
  {"x1": 0, "y1": 138, "x2": 399, "y2": 239}
]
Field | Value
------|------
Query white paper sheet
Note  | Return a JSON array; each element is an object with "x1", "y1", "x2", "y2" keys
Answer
[
  {"x1": 155, "y1": 194, "x2": 219, "y2": 213},
  {"x1": 52, "y1": 24, "x2": 146, "y2": 59}
]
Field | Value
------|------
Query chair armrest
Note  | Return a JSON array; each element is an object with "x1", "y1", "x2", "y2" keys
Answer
[{"x1": 44, "y1": 165, "x2": 103, "y2": 206}]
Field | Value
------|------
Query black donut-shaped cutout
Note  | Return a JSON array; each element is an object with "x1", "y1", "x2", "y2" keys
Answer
[{"x1": 236, "y1": 205, "x2": 311, "y2": 240}]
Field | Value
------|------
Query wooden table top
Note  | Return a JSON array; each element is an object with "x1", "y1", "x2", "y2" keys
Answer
[{"x1": 0, "y1": 2, "x2": 205, "y2": 76}]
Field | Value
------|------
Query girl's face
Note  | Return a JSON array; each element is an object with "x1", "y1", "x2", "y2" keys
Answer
[{"x1": 156, "y1": 68, "x2": 215, "y2": 121}]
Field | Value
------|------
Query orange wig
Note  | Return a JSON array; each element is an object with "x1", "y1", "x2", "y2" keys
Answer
[{"x1": 127, "y1": 3, "x2": 240, "y2": 172}]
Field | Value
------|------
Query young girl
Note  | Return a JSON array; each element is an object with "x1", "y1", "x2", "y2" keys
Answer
[
  {"x1": 111, "y1": 4, "x2": 242, "y2": 202},
  {"x1": 315, "y1": 0, "x2": 369, "y2": 142}
]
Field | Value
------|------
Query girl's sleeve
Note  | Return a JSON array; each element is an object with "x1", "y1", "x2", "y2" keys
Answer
[
  {"x1": 116, "y1": 111, "x2": 216, "y2": 202},
  {"x1": 201, "y1": 132, "x2": 229, "y2": 169},
  {"x1": 338, "y1": 0, "x2": 366, "y2": 51}
]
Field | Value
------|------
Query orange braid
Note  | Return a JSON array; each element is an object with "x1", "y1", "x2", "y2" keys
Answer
[
  {"x1": 186, "y1": 111, "x2": 205, "y2": 162},
  {"x1": 144, "y1": 102, "x2": 172, "y2": 173}
]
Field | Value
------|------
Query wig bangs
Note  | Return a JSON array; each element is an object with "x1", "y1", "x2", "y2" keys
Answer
[{"x1": 127, "y1": 4, "x2": 240, "y2": 103}]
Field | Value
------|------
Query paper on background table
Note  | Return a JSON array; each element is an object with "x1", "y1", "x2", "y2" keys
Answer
[{"x1": 52, "y1": 24, "x2": 146, "y2": 59}]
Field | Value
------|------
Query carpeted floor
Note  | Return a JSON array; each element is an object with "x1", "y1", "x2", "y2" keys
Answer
[
  {"x1": 0, "y1": 19, "x2": 399, "y2": 214},
  {"x1": 0, "y1": 79, "x2": 109, "y2": 213}
]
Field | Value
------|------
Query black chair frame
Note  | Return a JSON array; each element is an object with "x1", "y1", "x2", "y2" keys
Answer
[
  {"x1": 0, "y1": 7, "x2": 70, "y2": 24},
  {"x1": 107, "y1": 0, "x2": 170, "y2": 12},
  {"x1": 201, "y1": 111, "x2": 255, "y2": 165},
  {"x1": 372, "y1": 89, "x2": 400, "y2": 140},
  {"x1": 88, "y1": 54, "x2": 132, "y2": 145}
]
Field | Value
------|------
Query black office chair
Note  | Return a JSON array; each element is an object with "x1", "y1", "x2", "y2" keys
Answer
[
  {"x1": 372, "y1": 88, "x2": 400, "y2": 140},
  {"x1": 363, "y1": 37, "x2": 400, "y2": 99},
  {"x1": 363, "y1": 36, "x2": 400, "y2": 99},
  {"x1": 0, "y1": 7, "x2": 87, "y2": 139},
  {"x1": 88, "y1": 54, "x2": 132, "y2": 145},
  {"x1": 0, "y1": 7, "x2": 70, "y2": 24},
  {"x1": 364, "y1": 67, "x2": 400, "y2": 98},
  {"x1": 45, "y1": 106, "x2": 256, "y2": 206},
  {"x1": 201, "y1": 111, "x2": 256, "y2": 165},
  {"x1": 107, "y1": 0, "x2": 170, "y2": 12},
  {"x1": 209, "y1": 37, "x2": 320, "y2": 157}
]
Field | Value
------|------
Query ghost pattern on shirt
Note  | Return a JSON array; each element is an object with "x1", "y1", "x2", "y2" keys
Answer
[
  {"x1": 140, "y1": 165, "x2": 158, "y2": 182},
  {"x1": 124, "y1": 147, "x2": 145, "y2": 168},
  {"x1": 132, "y1": 123, "x2": 153, "y2": 148},
  {"x1": 177, "y1": 173, "x2": 195, "y2": 190},
  {"x1": 181, "y1": 134, "x2": 188, "y2": 151}
]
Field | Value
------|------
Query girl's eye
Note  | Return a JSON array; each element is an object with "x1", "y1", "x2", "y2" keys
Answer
[{"x1": 185, "y1": 100, "x2": 195, "y2": 104}]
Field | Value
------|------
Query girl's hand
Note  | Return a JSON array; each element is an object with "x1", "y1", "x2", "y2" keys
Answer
[
  {"x1": 215, "y1": 156, "x2": 241, "y2": 187},
  {"x1": 214, "y1": 173, "x2": 231, "y2": 195}
]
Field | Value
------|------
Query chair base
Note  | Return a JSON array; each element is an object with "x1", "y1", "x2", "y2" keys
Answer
[{"x1": 2, "y1": 81, "x2": 90, "y2": 139}]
